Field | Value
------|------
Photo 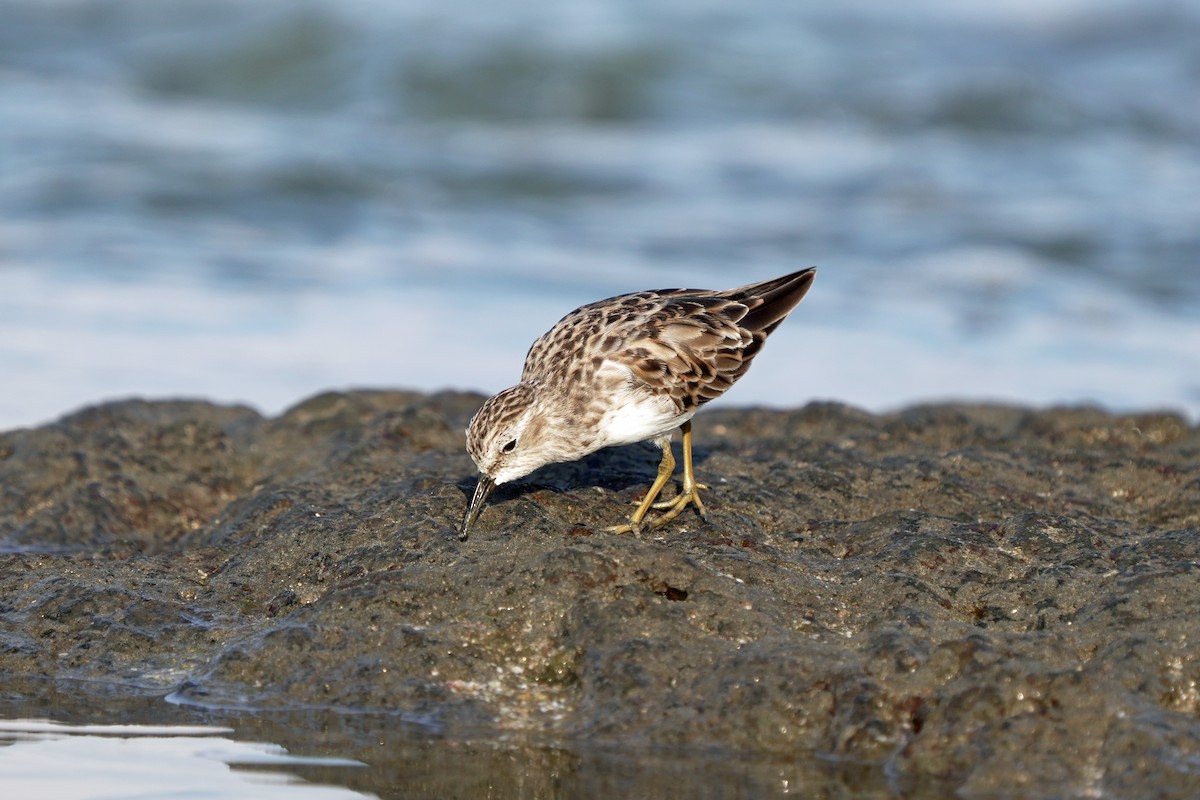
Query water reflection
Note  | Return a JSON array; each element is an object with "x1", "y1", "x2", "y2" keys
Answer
[
  {"x1": 0, "y1": 719, "x2": 373, "y2": 800},
  {"x1": 0, "y1": 682, "x2": 907, "y2": 799}
]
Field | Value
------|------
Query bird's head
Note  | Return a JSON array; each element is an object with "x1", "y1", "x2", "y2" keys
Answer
[{"x1": 461, "y1": 382, "x2": 557, "y2": 536}]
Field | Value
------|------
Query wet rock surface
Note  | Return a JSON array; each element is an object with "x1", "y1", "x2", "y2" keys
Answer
[{"x1": 2, "y1": 391, "x2": 1199, "y2": 796}]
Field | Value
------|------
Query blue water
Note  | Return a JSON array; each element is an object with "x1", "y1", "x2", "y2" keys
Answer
[{"x1": 2, "y1": 0, "x2": 1199, "y2": 431}]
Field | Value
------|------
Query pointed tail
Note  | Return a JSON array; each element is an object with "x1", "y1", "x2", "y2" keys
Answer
[{"x1": 735, "y1": 267, "x2": 816, "y2": 337}]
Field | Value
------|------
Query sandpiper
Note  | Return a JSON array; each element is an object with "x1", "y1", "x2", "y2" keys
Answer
[{"x1": 461, "y1": 268, "x2": 816, "y2": 538}]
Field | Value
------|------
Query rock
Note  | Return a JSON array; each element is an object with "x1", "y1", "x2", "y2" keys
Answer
[{"x1": 1, "y1": 392, "x2": 1198, "y2": 796}]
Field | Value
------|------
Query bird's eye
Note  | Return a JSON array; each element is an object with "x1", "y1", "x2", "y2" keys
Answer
[{"x1": 501, "y1": 439, "x2": 517, "y2": 454}]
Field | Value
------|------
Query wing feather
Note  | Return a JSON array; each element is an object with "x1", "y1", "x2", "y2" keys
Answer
[
  {"x1": 609, "y1": 295, "x2": 756, "y2": 412},
  {"x1": 520, "y1": 269, "x2": 814, "y2": 414}
]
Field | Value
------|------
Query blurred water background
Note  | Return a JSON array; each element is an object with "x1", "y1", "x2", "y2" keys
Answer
[{"x1": 2, "y1": 0, "x2": 1199, "y2": 432}]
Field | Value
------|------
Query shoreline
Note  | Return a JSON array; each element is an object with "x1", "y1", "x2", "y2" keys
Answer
[{"x1": 2, "y1": 390, "x2": 1198, "y2": 795}]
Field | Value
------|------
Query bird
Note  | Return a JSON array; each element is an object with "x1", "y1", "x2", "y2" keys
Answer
[{"x1": 460, "y1": 267, "x2": 816, "y2": 539}]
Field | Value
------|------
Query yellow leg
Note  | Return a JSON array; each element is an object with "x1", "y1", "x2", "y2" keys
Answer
[
  {"x1": 609, "y1": 421, "x2": 709, "y2": 534},
  {"x1": 609, "y1": 436, "x2": 675, "y2": 535},
  {"x1": 646, "y1": 420, "x2": 708, "y2": 527}
]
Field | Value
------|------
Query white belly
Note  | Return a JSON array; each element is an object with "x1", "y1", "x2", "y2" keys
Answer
[{"x1": 596, "y1": 387, "x2": 694, "y2": 447}]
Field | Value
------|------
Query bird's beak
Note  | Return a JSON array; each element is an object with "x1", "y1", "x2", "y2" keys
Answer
[{"x1": 460, "y1": 475, "x2": 496, "y2": 540}]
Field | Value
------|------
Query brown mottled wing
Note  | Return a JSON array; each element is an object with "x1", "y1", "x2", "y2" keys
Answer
[
  {"x1": 607, "y1": 293, "x2": 754, "y2": 412},
  {"x1": 607, "y1": 268, "x2": 816, "y2": 412},
  {"x1": 521, "y1": 269, "x2": 815, "y2": 410}
]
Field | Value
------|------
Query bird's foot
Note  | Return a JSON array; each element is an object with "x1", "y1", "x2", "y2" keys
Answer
[
  {"x1": 650, "y1": 482, "x2": 709, "y2": 511},
  {"x1": 608, "y1": 483, "x2": 708, "y2": 535}
]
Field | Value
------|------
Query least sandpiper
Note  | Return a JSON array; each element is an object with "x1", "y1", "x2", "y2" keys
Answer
[{"x1": 461, "y1": 268, "x2": 816, "y2": 539}]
